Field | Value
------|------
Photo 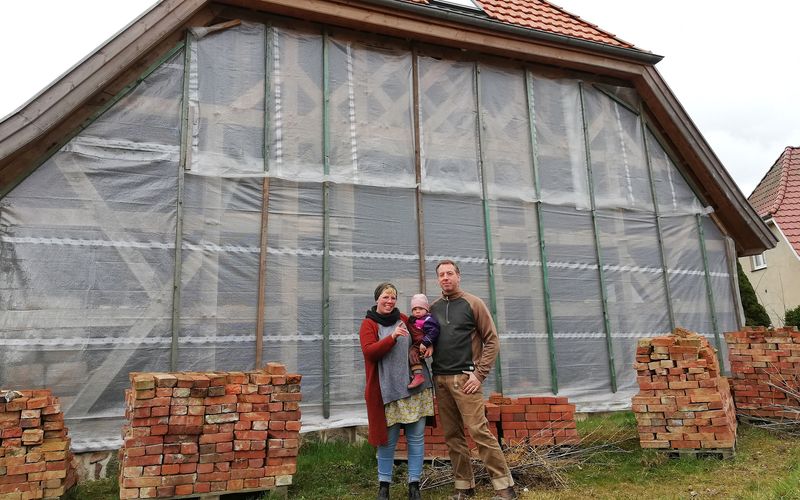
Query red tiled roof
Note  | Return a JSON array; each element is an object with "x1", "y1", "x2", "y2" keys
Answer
[
  {"x1": 749, "y1": 147, "x2": 800, "y2": 255},
  {"x1": 403, "y1": 0, "x2": 635, "y2": 49}
]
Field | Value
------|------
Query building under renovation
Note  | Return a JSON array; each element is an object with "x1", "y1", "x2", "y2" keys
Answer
[{"x1": 0, "y1": 0, "x2": 775, "y2": 451}]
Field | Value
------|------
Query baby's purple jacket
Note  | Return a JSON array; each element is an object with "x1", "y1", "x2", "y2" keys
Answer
[{"x1": 413, "y1": 313, "x2": 441, "y2": 347}]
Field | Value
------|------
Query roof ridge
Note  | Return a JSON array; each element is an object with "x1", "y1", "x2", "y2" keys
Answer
[{"x1": 770, "y1": 146, "x2": 798, "y2": 215}]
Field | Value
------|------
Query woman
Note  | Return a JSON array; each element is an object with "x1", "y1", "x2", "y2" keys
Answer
[{"x1": 360, "y1": 282, "x2": 434, "y2": 500}]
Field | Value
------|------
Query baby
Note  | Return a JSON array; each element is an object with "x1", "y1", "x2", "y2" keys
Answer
[{"x1": 406, "y1": 294, "x2": 440, "y2": 389}]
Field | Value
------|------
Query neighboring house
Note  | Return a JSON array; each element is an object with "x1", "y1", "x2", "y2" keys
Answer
[
  {"x1": 741, "y1": 146, "x2": 800, "y2": 326},
  {"x1": 0, "y1": 0, "x2": 775, "y2": 450}
]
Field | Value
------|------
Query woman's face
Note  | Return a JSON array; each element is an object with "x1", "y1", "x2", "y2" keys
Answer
[{"x1": 376, "y1": 289, "x2": 397, "y2": 315}]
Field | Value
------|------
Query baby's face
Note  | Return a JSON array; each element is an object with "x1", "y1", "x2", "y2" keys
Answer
[{"x1": 411, "y1": 306, "x2": 428, "y2": 319}]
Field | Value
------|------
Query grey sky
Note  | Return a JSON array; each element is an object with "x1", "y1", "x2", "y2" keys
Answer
[{"x1": 2, "y1": 0, "x2": 796, "y2": 197}]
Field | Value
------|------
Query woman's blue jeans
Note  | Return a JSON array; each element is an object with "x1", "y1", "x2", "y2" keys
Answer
[{"x1": 376, "y1": 418, "x2": 426, "y2": 483}]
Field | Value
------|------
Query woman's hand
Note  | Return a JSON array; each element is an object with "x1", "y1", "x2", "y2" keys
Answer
[{"x1": 391, "y1": 323, "x2": 409, "y2": 340}]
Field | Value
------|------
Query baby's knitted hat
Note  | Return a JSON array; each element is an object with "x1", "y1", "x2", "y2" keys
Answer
[{"x1": 410, "y1": 294, "x2": 430, "y2": 311}]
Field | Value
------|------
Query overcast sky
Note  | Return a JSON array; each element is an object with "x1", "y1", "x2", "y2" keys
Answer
[{"x1": 2, "y1": 0, "x2": 797, "y2": 197}]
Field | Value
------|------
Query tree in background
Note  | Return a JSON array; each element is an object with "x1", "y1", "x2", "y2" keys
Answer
[
  {"x1": 785, "y1": 305, "x2": 800, "y2": 328},
  {"x1": 738, "y1": 261, "x2": 771, "y2": 327}
]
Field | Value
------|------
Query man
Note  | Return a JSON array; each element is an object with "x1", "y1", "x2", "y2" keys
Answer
[{"x1": 429, "y1": 260, "x2": 516, "y2": 500}]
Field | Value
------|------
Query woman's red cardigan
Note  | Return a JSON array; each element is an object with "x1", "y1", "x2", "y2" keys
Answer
[{"x1": 359, "y1": 314, "x2": 408, "y2": 447}]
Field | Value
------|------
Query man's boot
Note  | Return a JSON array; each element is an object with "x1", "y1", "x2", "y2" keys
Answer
[
  {"x1": 449, "y1": 488, "x2": 475, "y2": 500},
  {"x1": 491, "y1": 486, "x2": 517, "y2": 500}
]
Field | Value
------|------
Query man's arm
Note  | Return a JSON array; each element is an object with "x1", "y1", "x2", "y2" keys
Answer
[{"x1": 468, "y1": 294, "x2": 499, "y2": 383}]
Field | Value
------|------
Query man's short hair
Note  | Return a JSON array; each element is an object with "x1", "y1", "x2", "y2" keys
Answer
[{"x1": 435, "y1": 259, "x2": 460, "y2": 275}]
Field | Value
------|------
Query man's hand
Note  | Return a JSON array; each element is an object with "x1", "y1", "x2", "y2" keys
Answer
[{"x1": 461, "y1": 371, "x2": 481, "y2": 394}]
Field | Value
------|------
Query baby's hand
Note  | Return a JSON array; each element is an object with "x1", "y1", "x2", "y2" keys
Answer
[{"x1": 420, "y1": 344, "x2": 433, "y2": 358}]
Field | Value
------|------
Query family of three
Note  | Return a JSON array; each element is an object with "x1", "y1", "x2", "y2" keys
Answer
[{"x1": 359, "y1": 260, "x2": 517, "y2": 500}]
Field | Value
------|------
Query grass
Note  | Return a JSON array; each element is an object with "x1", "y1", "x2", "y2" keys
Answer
[
  {"x1": 63, "y1": 454, "x2": 119, "y2": 500},
  {"x1": 534, "y1": 418, "x2": 800, "y2": 500},
  {"x1": 61, "y1": 414, "x2": 800, "y2": 499}
]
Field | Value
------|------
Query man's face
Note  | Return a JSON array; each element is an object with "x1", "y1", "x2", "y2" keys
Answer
[{"x1": 437, "y1": 264, "x2": 461, "y2": 294}]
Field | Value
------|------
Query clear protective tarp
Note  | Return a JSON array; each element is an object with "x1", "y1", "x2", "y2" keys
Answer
[{"x1": 0, "y1": 20, "x2": 741, "y2": 449}]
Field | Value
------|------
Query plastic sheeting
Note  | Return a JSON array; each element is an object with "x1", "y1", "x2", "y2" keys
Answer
[{"x1": 0, "y1": 20, "x2": 741, "y2": 450}]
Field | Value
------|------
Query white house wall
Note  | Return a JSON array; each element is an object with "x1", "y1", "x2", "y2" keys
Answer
[{"x1": 740, "y1": 221, "x2": 800, "y2": 326}]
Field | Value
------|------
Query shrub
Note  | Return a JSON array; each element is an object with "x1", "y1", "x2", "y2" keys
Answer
[
  {"x1": 738, "y1": 261, "x2": 771, "y2": 327},
  {"x1": 785, "y1": 305, "x2": 800, "y2": 328}
]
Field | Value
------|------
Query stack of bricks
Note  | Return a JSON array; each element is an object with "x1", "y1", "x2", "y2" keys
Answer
[
  {"x1": 632, "y1": 328, "x2": 737, "y2": 451},
  {"x1": 395, "y1": 394, "x2": 577, "y2": 459},
  {"x1": 725, "y1": 326, "x2": 800, "y2": 420},
  {"x1": 0, "y1": 389, "x2": 76, "y2": 499},
  {"x1": 118, "y1": 363, "x2": 300, "y2": 499},
  {"x1": 488, "y1": 394, "x2": 578, "y2": 446}
]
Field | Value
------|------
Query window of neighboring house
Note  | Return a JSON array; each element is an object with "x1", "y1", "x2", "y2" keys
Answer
[{"x1": 751, "y1": 252, "x2": 767, "y2": 270}]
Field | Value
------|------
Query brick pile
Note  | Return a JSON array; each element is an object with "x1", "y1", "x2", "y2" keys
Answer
[
  {"x1": 0, "y1": 389, "x2": 76, "y2": 499},
  {"x1": 632, "y1": 328, "x2": 737, "y2": 451},
  {"x1": 118, "y1": 363, "x2": 300, "y2": 499},
  {"x1": 488, "y1": 394, "x2": 578, "y2": 447},
  {"x1": 725, "y1": 326, "x2": 800, "y2": 420},
  {"x1": 396, "y1": 394, "x2": 577, "y2": 459}
]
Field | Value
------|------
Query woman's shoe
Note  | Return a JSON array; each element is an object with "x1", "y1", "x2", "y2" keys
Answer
[
  {"x1": 378, "y1": 481, "x2": 390, "y2": 500},
  {"x1": 408, "y1": 481, "x2": 422, "y2": 500}
]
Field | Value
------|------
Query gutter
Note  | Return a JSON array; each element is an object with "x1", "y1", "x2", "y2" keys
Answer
[{"x1": 358, "y1": 0, "x2": 664, "y2": 65}]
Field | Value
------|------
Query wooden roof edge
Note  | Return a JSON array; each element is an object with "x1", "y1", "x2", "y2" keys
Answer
[
  {"x1": 0, "y1": 0, "x2": 208, "y2": 162},
  {"x1": 637, "y1": 66, "x2": 777, "y2": 256}
]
